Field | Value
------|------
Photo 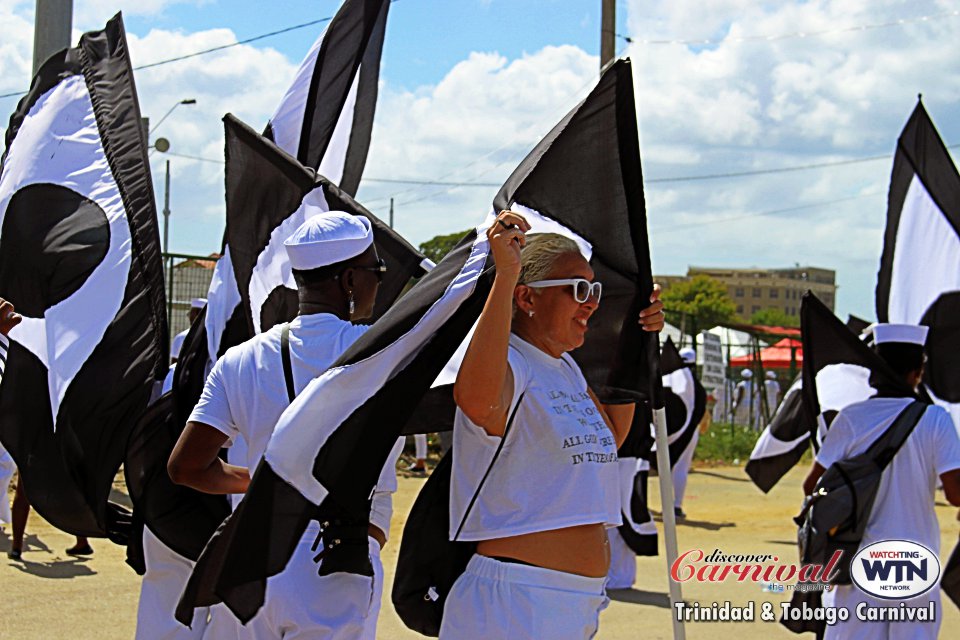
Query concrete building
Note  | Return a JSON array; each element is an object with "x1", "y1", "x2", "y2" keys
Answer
[{"x1": 656, "y1": 266, "x2": 836, "y2": 322}]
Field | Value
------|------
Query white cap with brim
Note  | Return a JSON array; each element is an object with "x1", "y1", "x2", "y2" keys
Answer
[
  {"x1": 766, "y1": 371, "x2": 776, "y2": 379},
  {"x1": 870, "y1": 323, "x2": 928, "y2": 347},
  {"x1": 679, "y1": 347, "x2": 696, "y2": 364},
  {"x1": 741, "y1": 369, "x2": 753, "y2": 379},
  {"x1": 191, "y1": 298, "x2": 206, "y2": 309},
  {"x1": 283, "y1": 210, "x2": 373, "y2": 270}
]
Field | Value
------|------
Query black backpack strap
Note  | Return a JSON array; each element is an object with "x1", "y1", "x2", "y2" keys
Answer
[
  {"x1": 866, "y1": 400, "x2": 927, "y2": 469},
  {"x1": 452, "y1": 392, "x2": 525, "y2": 541},
  {"x1": 280, "y1": 323, "x2": 296, "y2": 403}
]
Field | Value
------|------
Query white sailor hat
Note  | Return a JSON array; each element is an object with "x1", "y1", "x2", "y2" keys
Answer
[
  {"x1": 741, "y1": 369, "x2": 753, "y2": 379},
  {"x1": 868, "y1": 323, "x2": 928, "y2": 347},
  {"x1": 284, "y1": 210, "x2": 373, "y2": 270},
  {"x1": 190, "y1": 298, "x2": 206, "y2": 309},
  {"x1": 679, "y1": 347, "x2": 696, "y2": 364}
]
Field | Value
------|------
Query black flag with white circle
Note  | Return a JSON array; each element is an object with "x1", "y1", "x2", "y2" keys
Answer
[{"x1": 0, "y1": 13, "x2": 167, "y2": 537}]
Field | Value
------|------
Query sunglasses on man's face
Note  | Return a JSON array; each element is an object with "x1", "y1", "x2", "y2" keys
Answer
[
  {"x1": 524, "y1": 278, "x2": 602, "y2": 304},
  {"x1": 355, "y1": 258, "x2": 387, "y2": 282},
  {"x1": 337, "y1": 258, "x2": 387, "y2": 283}
]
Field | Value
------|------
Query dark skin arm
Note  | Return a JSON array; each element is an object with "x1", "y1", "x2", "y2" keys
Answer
[
  {"x1": 802, "y1": 461, "x2": 826, "y2": 496},
  {"x1": 942, "y1": 468, "x2": 960, "y2": 507},
  {"x1": 168, "y1": 421, "x2": 250, "y2": 495}
]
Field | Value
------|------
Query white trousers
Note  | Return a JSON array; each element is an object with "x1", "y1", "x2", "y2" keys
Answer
[
  {"x1": 414, "y1": 433, "x2": 428, "y2": 460},
  {"x1": 234, "y1": 531, "x2": 383, "y2": 640},
  {"x1": 672, "y1": 429, "x2": 699, "y2": 509},
  {"x1": 606, "y1": 528, "x2": 636, "y2": 590},
  {"x1": 822, "y1": 584, "x2": 941, "y2": 640},
  {"x1": 136, "y1": 527, "x2": 208, "y2": 640},
  {"x1": 0, "y1": 445, "x2": 14, "y2": 526},
  {"x1": 440, "y1": 554, "x2": 609, "y2": 640}
]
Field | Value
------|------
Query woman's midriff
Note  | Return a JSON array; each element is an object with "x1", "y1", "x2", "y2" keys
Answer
[{"x1": 476, "y1": 522, "x2": 610, "y2": 578}]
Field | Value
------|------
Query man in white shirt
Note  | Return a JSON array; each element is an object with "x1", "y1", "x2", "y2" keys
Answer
[
  {"x1": 733, "y1": 369, "x2": 758, "y2": 429},
  {"x1": 168, "y1": 211, "x2": 402, "y2": 639},
  {"x1": 803, "y1": 323, "x2": 960, "y2": 640}
]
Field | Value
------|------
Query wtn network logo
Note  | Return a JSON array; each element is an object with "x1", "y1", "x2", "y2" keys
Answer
[{"x1": 851, "y1": 540, "x2": 940, "y2": 600}]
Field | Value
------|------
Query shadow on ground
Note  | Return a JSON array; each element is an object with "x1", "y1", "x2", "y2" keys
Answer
[
  {"x1": 607, "y1": 588, "x2": 672, "y2": 608},
  {"x1": 691, "y1": 469, "x2": 752, "y2": 483},
  {"x1": 650, "y1": 510, "x2": 736, "y2": 531}
]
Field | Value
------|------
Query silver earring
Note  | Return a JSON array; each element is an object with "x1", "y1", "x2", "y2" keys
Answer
[
  {"x1": 348, "y1": 291, "x2": 355, "y2": 316},
  {"x1": 528, "y1": 310, "x2": 534, "y2": 317}
]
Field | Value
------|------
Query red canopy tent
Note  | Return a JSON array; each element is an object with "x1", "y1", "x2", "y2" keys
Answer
[{"x1": 729, "y1": 337, "x2": 803, "y2": 369}]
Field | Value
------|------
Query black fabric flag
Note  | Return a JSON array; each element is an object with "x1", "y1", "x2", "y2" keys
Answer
[
  {"x1": 615, "y1": 403, "x2": 658, "y2": 556},
  {"x1": 177, "y1": 57, "x2": 655, "y2": 624},
  {"x1": 744, "y1": 295, "x2": 906, "y2": 493},
  {"x1": 876, "y1": 101, "x2": 960, "y2": 422},
  {"x1": 196, "y1": 0, "x2": 392, "y2": 400},
  {"x1": 875, "y1": 100, "x2": 960, "y2": 611},
  {"x1": 650, "y1": 337, "x2": 706, "y2": 469},
  {"x1": 129, "y1": 114, "x2": 426, "y2": 559},
  {"x1": 0, "y1": 14, "x2": 167, "y2": 537},
  {"x1": 745, "y1": 375, "x2": 812, "y2": 493}
]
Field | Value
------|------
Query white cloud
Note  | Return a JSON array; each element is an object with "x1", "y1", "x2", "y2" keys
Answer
[{"x1": 624, "y1": 0, "x2": 960, "y2": 318}]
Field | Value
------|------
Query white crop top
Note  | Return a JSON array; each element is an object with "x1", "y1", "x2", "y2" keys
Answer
[{"x1": 449, "y1": 334, "x2": 622, "y2": 541}]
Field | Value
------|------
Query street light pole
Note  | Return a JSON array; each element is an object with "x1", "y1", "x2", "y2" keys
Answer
[{"x1": 163, "y1": 160, "x2": 171, "y2": 255}]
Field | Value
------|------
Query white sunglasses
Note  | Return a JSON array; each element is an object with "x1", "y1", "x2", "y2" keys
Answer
[{"x1": 525, "y1": 278, "x2": 602, "y2": 304}]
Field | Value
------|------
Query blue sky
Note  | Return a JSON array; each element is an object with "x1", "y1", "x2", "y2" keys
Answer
[{"x1": 2, "y1": 0, "x2": 960, "y2": 322}]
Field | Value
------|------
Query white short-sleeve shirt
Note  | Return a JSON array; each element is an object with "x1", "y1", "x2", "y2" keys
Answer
[
  {"x1": 816, "y1": 397, "x2": 960, "y2": 553},
  {"x1": 188, "y1": 312, "x2": 403, "y2": 536},
  {"x1": 450, "y1": 334, "x2": 621, "y2": 541}
]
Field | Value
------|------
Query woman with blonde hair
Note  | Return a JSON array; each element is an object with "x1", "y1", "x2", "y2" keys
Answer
[{"x1": 441, "y1": 211, "x2": 664, "y2": 639}]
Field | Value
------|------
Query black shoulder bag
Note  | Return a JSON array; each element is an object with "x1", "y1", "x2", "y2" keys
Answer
[
  {"x1": 392, "y1": 393, "x2": 525, "y2": 637},
  {"x1": 794, "y1": 400, "x2": 926, "y2": 585}
]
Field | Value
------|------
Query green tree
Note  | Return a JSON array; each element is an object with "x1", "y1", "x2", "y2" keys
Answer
[
  {"x1": 661, "y1": 275, "x2": 737, "y2": 341},
  {"x1": 749, "y1": 307, "x2": 799, "y2": 328},
  {"x1": 418, "y1": 229, "x2": 472, "y2": 265}
]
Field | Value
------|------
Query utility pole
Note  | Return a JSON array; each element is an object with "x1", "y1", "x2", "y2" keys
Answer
[
  {"x1": 389, "y1": 197, "x2": 394, "y2": 229},
  {"x1": 33, "y1": 0, "x2": 73, "y2": 75},
  {"x1": 600, "y1": 0, "x2": 616, "y2": 71}
]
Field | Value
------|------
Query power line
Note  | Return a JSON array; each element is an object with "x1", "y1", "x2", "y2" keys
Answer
[
  {"x1": 161, "y1": 144, "x2": 960, "y2": 186},
  {"x1": 619, "y1": 9, "x2": 959, "y2": 46},
  {"x1": 0, "y1": 15, "x2": 335, "y2": 100},
  {"x1": 135, "y1": 16, "x2": 332, "y2": 70}
]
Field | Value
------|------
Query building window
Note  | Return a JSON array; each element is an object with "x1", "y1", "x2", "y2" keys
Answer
[
  {"x1": 752, "y1": 305, "x2": 760, "y2": 314},
  {"x1": 737, "y1": 305, "x2": 744, "y2": 314},
  {"x1": 770, "y1": 289, "x2": 778, "y2": 299},
  {"x1": 735, "y1": 287, "x2": 744, "y2": 297},
  {"x1": 752, "y1": 288, "x2": 761, "y2": 298}
]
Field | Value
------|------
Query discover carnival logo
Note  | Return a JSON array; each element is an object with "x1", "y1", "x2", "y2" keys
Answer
[{"x1": 850, "y1": 540, "x2": 941, "y2": 600}]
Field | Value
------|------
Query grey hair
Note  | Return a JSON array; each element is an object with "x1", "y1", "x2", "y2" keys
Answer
[
  {"x1": 513, "y1": 233, "x2": 582, "y2": 316},
  {"x1": 518, "y1": 233, "x2": 582, "y2": 285}
]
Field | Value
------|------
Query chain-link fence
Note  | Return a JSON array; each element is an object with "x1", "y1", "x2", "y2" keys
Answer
[{"x1": 163, "y1": 252, "x2": 220, "y2": 348}]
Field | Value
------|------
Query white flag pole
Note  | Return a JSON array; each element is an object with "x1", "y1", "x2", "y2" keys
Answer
[{"x1": 653, "y1": 405, "x2": 686, "y2": 639}]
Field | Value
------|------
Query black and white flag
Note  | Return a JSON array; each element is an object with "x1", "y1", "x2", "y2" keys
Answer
[
  {"x1": 650, "y1": 337, "x2": 706, "y2": 468},
  {"x1": 876, "y1": 100, "x2": 960, "y2": 425},
  {"x1": 199, "y1": 0, "x2": 391, "y2": 383},
  {"x1": 745, "y1": 375, "x2": 812, "y2": 493},
  {"x1": 615, "y1": 404, "x2": 658, "y2": 556},
  {"x1": 0, "y1": 14, "x2": 167, "y2": 537},
  {"x1": 177, "y1": 57, "x2": 656, "y2": 623},
  {"x1": 132, "y1": 114, "x2": 426, "y2": 559},
  {"x1": 746, "y1": 295, "x2": 909, "y2": 493}
]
